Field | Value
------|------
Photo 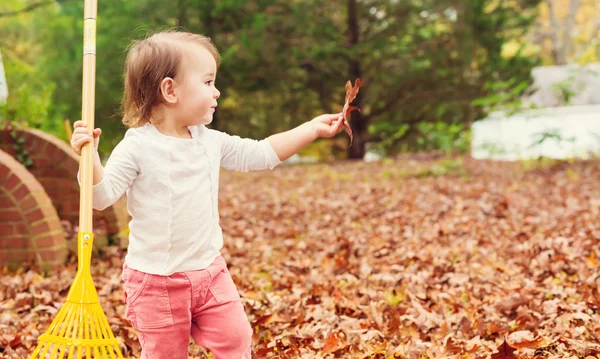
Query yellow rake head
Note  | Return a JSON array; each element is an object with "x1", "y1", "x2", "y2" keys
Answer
[
  {"x1": 31, "y1": 0, "x2": 124, "y2": 357},
  {"x1": 30, "y1": 234, "x2": 124, "y2": 359}
]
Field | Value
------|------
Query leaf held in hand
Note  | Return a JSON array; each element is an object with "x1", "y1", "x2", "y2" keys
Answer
[{"x1": 341, "y1": 78, "x2": 364, "y2": 145}]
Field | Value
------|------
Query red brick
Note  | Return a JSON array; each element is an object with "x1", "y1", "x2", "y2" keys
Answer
[
  {"x1": 62, "y1": 160, "x2": 79, "y2": 174},
  {"x1": 0, "y1": 209, "x2": 22, "y2": 221},
  {"x1": 25, "y1": 208, "x2": 44, "y2": 223},
  {"x1": 11, "y1": 184, "x2": 30, "y2": 200},
  {"x1": 19, "y1": 195, "x2": 36, "y2": 212},
  {"x1": 0, "y1": 248, "x2": 28, "y2": 259},
  {"x1": 38, "y1": 249, "x2": 60, "y2": 261},
  {"x1": 27, "y1": 137, "x2": 48, "y2": 154},
  {"x1": 46, "y1": 148, "x2": 66, "y2": 164},
  {"x1": 0, "y1": 164, "x2": 9, "y2": 179},
  {"x1": 31, "y1": 221, "x2": 50, "y2": 236},
  {"x1": 40, "y1": 184, "x2": 58, "y2": 197},
  {"x1": 0, "y1": 223, "x2": 14, "y2": 235},
  {"x1": 52, "y1": 152, "x2": 68, "y2": 166},
  {"x1": 0, "y1": 236, "x2": 26, "y2": 249},
  {"x1": 0, "y1": 195, "x2": 14, "y2": 209},
  {"x1": 15, "y1": 223, "x2": 27, "y2": 235},
  {"x1": 37, "y1": 167, "x2": 57, "y2": 178},
  {"x1": 4, "y1": 174, "x2": 20, "y2": 191},
  {"x1": 40, "y1": 142, "x2": 57, "y2": 157},
  {"x1": 0, "y1": 146, "x2": 16, "y2": 157},
  {"x1": 44, "y1": 179, "x2": 61, "y2": 193},
  {"x1": 33, "y1": 156, "x2": 51, "y2": 168},
  {"x1": 67, "y1": 202, "x2": 81, "y2": 213},
  {"x1": 34, "y1": 235, "x2": 58, "y2": 248}
]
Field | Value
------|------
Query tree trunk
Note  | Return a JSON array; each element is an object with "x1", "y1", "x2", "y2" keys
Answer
[
  {"x1": 562, "y1": 0, "x2": 583, "y2": 62},
  {"x1": 546, "y1": 0, "x2": 582, "y2": 65},
  {"x1": 347, "y1": 0, "x2": 366, "y2": 159}
]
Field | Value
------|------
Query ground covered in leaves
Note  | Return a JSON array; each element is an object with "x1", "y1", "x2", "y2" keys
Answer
[{"x1": 2, "y1": 156, "x2": 600, "y2": 359}]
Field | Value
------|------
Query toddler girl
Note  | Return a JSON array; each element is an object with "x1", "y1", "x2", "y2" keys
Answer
[{"x1": 70, "y1": 30, "x2": 344, "y2": 359}]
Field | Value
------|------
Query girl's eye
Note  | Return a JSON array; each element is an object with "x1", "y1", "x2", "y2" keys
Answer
[{"x1": 205, "y1": 80, "x2": 213, "y2": 86}]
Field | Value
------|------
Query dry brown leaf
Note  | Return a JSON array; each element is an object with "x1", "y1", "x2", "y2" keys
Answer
[
  {"x1": 507, "y1": 330, "x2": 548, "y2": 349},
  {"x1": 322, "y1": 331, "x2": 343, "y2": 354},
  {"x1": 341, "y1": 78, "x2": 364, "y2": 145},
  {"x1": 491, "y1": 339, "x2": 518, "y2": 359},
  {"x1": 587, "y1": 251, "x2": 598, "y2": 269}
]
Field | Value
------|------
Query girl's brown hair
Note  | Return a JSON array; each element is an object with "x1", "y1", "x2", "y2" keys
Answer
[{"x1": 121, "y1": 30, "x2": 220, "y2": 127}]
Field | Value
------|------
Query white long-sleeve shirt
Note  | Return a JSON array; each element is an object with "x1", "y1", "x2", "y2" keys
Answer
[{"x1": 87, "y1": 123, "x2": 281, "y2": 275}]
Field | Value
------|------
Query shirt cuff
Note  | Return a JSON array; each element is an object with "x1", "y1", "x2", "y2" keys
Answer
[
  {"x1": 261, "y1": 139, "x2": 282, "y2": 169},
  {"x1": 77, "y1": 171, "x2": 107, "y2": 192}
]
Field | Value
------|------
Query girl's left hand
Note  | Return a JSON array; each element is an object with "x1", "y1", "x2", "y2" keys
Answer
[{"x1": 310, "y1": 113, "x2": 344, "y2": 139}]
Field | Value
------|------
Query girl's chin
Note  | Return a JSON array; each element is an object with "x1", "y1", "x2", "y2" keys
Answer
[
  {"x1": 188, "y1": 114, "x2": 213, "y2": 126},
  {"x1": 202, "y1": 114, "x2": 213, "y2": 125}
]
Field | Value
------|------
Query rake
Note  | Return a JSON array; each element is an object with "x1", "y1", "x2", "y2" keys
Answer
[{"x1": 30, "y1": 0, "x2": 124, "y2": 357}]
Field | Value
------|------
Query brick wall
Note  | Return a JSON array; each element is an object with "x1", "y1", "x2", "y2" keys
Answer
[
  {"x1": 0, "y1": 128, "x2": 130, "y2": 251},
  {"x1": 0, "y1": 150, "x2": 67, "y2": 271}
]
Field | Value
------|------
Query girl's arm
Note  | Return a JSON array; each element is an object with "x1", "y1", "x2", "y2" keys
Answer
[
  {"x1": 267, "y1": 113, "x2": 343, "y2": 161},
  {"x1": 218, "y1": 113, "x2": 344, "y2": 172},
  {"x1": 72, "y1": 122, "x2": 141, "y2": 210}
]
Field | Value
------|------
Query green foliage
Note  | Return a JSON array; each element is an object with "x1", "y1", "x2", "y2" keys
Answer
[
  {"x1": 297, "y1": 138, "x2": 347, "y2": 162},
  {"x1": 1, "y1": 0, "x2": 543, "y2": 159},
  {"x1": 0, "y1": 0, "x2": 66, "y2": 137},
  {"x1": 529, "y1": 128, "x2": 576, "y2": 148},
  {"x1": 416, "y1": 122, "x2": 470, "y2": 154},
  {"x1": 8, "y1": 126, "x2": 32, "y2": 168},
  {"x1": 550, "y1": 76, "x2": 578, "y2": 105}
]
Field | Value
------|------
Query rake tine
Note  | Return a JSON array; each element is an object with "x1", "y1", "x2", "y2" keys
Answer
[
  {"x1": 49, "y1": 343, "x2": 60, "y2": 358},
  {"x1": 67, "y1": 343, "x2": 75, "y2": 359},
  {"x1": 39, "y1": 340, "x2": 52, "y2": 358},
  {"x1": 59, "y1": 305, "x2": 77, "y2": 358},
  {"x1": 91, "y1": 309, "x2": 107, "y2": 358}
]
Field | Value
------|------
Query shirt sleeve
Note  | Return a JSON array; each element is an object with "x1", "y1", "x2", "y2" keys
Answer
[
  {"x1": 214, "y1": 130, "x2": 281, "y2": 172},
  {"x1": 78, "y1": 130, "x2": 142, "y2": 210}
]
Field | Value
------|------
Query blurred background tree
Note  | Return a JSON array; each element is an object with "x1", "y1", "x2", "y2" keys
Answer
[
  {"x1": 0, "y1": 0, "x2": 554, "y2": 159},
  {"x1": 529, "y1": 0, "x2": 600, "y2": 65}
]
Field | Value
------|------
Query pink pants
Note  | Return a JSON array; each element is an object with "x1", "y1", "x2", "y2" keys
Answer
[{"x1": 122, "y1": 256, "x2": 252, "y2": 359}]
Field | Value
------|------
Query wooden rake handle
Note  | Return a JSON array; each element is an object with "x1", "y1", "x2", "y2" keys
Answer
[
  {"x1": 79, "y1": 0, "x2": 97, "y2": 235},
  {"x1": 76, "y1": 0, "x2": 98, "y2": 276}
]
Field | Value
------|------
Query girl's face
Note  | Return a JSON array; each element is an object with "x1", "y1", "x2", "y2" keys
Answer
[{"x1": 174, "y1": 44, "x2": 220, "y2": 127}]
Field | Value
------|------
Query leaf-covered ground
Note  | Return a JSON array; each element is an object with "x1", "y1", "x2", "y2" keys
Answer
[{"x1": 2, "y1": 156, "x2": 600, "y2": 359}]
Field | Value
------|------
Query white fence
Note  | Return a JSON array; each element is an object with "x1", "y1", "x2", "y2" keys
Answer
[{"x1": 471, "y1": 105, "x2": 600, "y2": 160}]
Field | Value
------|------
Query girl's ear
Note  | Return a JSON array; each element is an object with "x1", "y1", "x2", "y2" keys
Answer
[{"x1": 160, "y1": 77, "x2": 178, "y2": 104}]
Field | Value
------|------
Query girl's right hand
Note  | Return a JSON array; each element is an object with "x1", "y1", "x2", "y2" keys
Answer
[{"x1": 71, "y1": 120, "x2": 102, "y2": 156}]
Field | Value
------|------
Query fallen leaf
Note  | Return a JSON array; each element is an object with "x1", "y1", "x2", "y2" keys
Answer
[
  {"x1": 322, "y1": 331, "x2": 342, "y2": 354},
  {"x1": 491, "y1": 339, "x2": 518, "y2": 359},
  {"x1": 507, "y1": 330, "x2": 547, "y2": 349},
  {"x1": 587, "y1": 251, "x2": 598, "y2": 269}
]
